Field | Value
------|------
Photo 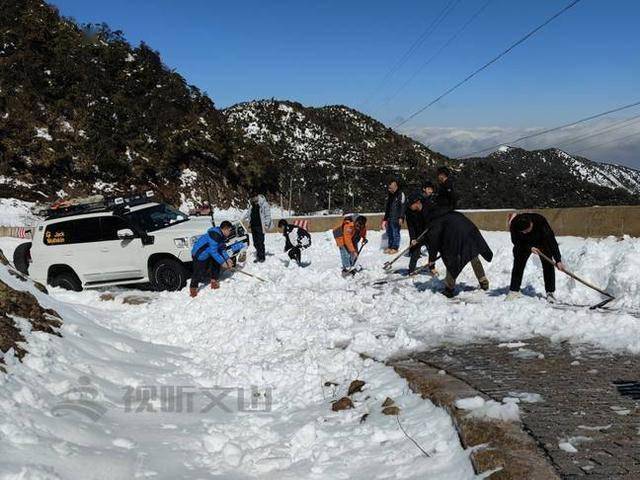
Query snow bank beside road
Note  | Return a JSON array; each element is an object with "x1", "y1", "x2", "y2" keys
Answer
[
  {"x1": 0, "y1": 248, "x2": 474, "y2": 478},
  {"x1": 2, "y1": 228, "x2": 640, "y2": 478}
]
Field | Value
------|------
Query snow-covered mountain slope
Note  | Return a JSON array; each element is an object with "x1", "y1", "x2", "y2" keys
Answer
[
  {"x1": 223, "y1": 100, "x2": 640, "y2": 210},
  {"x1": 225, "y1": 100, "x2": 442, "y2": 169},
  {"x1": 223, "y1": 100, "x2": 447, "y2": 212},
  {"x1": 555, "y1": 149, "x2": 640, "y2": 193},
  {"x1": 457, "y1": 147, "x2": 640, "y2": 208},
  {"x1": 3, "y1": 1, "x2": 638, "y2": 213}
]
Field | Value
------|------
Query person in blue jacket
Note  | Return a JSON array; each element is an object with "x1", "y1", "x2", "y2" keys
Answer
[{"x1": 189, "y1": 221, "x2": 242, "y2": 297}]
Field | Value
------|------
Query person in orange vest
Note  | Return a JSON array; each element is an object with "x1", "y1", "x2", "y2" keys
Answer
[{"x1": 333, "y1": 215, "x2": 367, "y2": 274}]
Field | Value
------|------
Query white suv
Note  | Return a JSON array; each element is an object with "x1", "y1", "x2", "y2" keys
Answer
[{"x1": 14, "y1": 194, "x2": 249, "y2": 291}]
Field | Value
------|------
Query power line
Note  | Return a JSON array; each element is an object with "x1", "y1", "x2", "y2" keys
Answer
[
  {"x1": 362, "y1": 0, "x2": 460, "y2": 107},
  {"x1": 395, "y1": 0, "x2": 583, "y2": 128},
  {"x1": 570, "y1": 129, "x2": 640, "y2": 156},
  {"x1": 555, "y1": 114, "x2": 640, "y2": 149},
  {"x1": 456, "y1": 100, "x2": 640, "y2": 158},
  {"x1": 382, "y1": 0, "x2": 492, "y2": 107}
]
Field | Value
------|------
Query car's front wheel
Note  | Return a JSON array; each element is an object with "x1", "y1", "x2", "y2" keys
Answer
[
  {"x1": 150, "y1": 258, "x2": 187, "y2": 291},
  {"x1": 13, "y1": 242, "x2": 32, "y2": 275},
  {"x1": 50, "y1": 272, "x2": 82, "y2": 291}
]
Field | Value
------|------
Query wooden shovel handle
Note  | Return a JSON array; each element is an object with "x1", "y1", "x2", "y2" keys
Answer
[{"x1": 535, "y1": 251, "x2": 614, "y2": 299}]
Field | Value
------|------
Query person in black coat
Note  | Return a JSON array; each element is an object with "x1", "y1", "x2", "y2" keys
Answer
[
  {"x1": 405, "y1": 192, "x2": 436, "y2": 275},
  {"x1": 434, "y1": 166, "x2": 457, "y2": 210},
  {"x1": 278, "y1": 219, "x2": 311, "y2": 266},
  {"x1": 508, "y1": 213, "x2": 565, "y2": 302},
  {"x1": 421, "y1": 206, "x2": 492, "y2": 297}
]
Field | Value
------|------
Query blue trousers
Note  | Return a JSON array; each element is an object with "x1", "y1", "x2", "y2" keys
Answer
[
  {"x1": 339, "y1": 247, "x2": 354, "y2": 269},
  {"x1": 386, "y1": 221, "x2": 401, "y2": 250}
]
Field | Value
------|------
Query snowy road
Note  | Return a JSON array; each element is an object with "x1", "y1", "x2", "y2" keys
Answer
[{"x1": 1, "y1": 230, "x2": 640, "y2": 479}]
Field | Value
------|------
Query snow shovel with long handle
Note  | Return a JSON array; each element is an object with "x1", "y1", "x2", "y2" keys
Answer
[
  {"x1": 344, "y1": 239, "x2": 368, "y2": 275},
  {"x1": 232, "y1": 268, "x2": 267, "y2": 283},
  {"x1": 535, "y1": 250, "x2": 615, "y2": 309},
  {"x1": 370, "y1": 255, "x2": 442, "y2": 286},
  {"x1": 382, "y1": 228, "x2": 429, "y2": 271}
]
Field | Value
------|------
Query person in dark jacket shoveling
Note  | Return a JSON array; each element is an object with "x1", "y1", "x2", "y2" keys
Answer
[
  {"x1": 407, "y1": 195, "x2": 492, "y2": 297},
  {"x1": 507, "y1": 213, "x2": 565, "y2": 303},
  {"x1": 405, "y1": 192, "x2": 437, "y2": 275}
]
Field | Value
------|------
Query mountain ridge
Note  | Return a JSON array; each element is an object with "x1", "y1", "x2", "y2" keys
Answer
[{"x1": 0, "y1": 0, "x2": 638, "y2": 214}]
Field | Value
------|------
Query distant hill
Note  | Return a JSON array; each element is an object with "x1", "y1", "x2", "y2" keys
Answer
[
  {"x1": 0, "y1": 0, "x2": 638, "y2": 214},
  {"x1": 223, "y1": 100, "x2": 446, "y2": 212},
  {"x1": 0, "y1": 0, "x2": 234, "y2": 205},
  {"x1": 455, "y1": 147, "x2": 640, "y2": 208}
]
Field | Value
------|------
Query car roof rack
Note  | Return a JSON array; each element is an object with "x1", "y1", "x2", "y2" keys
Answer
[{"x1": 37, "y1": 191, "x2": 156, "y2": 220}]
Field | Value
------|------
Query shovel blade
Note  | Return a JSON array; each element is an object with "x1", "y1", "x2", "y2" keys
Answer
[{"x1": 590, "y1": 297, "x2": 615, "y2": 310}]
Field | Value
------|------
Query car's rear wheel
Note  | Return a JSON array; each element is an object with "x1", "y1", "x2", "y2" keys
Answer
[
  {"x1": 13, "y1": 242, "x2": 32, "y2": 275},
  {"x1": 50, "y1": 272, "x2": 82, "y2": 291},
  {"x1": 151, "y1": 258, "x2": 187, "y2": 291}
]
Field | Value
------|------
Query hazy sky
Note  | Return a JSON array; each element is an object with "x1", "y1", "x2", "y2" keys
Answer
[{"x1": 50, "y1": 0, "x2": 640, "y2": 168}]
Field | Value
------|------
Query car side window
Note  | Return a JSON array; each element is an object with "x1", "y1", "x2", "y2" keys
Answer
[
  {"x1": 100, "y1": 216, "x2": 134, "y2": 241},
  {"x1": 43, "y1": 218, "x2": 102, "y2": 245}
]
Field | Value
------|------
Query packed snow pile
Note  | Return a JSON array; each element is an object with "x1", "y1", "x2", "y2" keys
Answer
[
  {"x1": 1, "y1": 229, "x2": 640, "y2": 478},
  {"x1": 0, "y1": 198, "x2": 37, "y2": 227},
  {"x1": 0, "y1": 242, "x2": 474, "y2": 479},
  {"x1": 455, "y1": 396, "x2": 521, "y2": 422}
]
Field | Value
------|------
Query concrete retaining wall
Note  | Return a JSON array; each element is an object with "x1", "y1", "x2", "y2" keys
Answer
[
  {"x1": 2, "y1": 206, "x2": 638, "y2": 238},
  {"x1": 277, "y1": 205, "x2": 640, "y2": 238}
]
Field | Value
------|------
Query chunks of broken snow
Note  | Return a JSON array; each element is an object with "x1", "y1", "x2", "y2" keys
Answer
[
  {"x1": 559, "y1": 436, "x2": 592, "y2": 453},
  {"x1": 34, "y1": 127, "x2": 52, "y2": 141},
  {"x1": 179, "y1": 168, "x2": 198, "y2": 187},
  {"x1": 455, "y1": 396, "x2": 520, "y2": 422},
  {"x1": 0, "y1": 198, "x2": 37, "y2": 227},
  {"x1": 505, "y1": 392, "x2": 544, "y2": 403},
  {"x1": 498, "y1": 341, "x2": 527, "y2": 348},
  {"x1": 558, "y1": 441, "x2": 578, "y2": 453}
]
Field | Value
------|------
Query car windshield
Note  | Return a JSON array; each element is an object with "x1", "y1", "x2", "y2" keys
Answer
[{"x1": 125, "y1": 204, "x2": 189, "y2": 232}]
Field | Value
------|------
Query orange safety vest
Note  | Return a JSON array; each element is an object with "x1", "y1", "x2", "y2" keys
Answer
[{"x1": 333, "y1": 219, "x2": 356, "y2": 253}]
